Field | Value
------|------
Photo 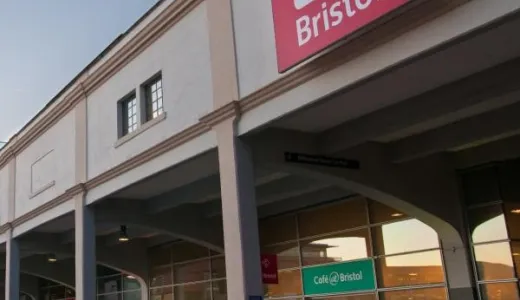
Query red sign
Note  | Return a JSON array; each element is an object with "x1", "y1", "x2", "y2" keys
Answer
[
  {"x1": 261, "y1": 254, "x2": 279, "y2": 284},
  {"x1": 271, "y1": 0, "x2": 412, "y2": 72}
]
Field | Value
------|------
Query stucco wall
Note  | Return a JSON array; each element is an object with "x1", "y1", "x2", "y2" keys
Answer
[
  {"x1": 87, "y1": 2, "x2": 213, "y2": 180},
  {"x1": 15, "y1": 111, "x2": 75, "y2": 218},
  {"x1": 0, "y1": 165, "x2": 8, "y2": 224},
  {"x1": 232, "y1": 0, "x2": 283, "y2": 98}
]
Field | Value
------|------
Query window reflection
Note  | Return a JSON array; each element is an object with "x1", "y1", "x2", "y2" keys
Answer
[
  {"x1": 505, "y1": 202, "x2": 520, "y2": 240},
  {"x1": 173, "y1": 259, "x2": 211, "y2": 284},
  {"x1": 301, "y1": 229, "x2": 371, "y2": 266},
  {"x1": 265, "y1": 269, "x2": 302, "y2": 298},
  {"x1": 373, "y1": 219, "x2": 439, "y2": 255},
  {"x1": 369, "y1": 201, "x2": 408, "y2": 224},
  {"x1": 212, "y1": 280, "x2": 227, "y2": 300},
  {"x1": 480, "y1": 282, "x2": 520, "y2": 300},
  {"x1": 263, "y1": 242, "x2": 300, "y2": 269},
  {"x1": 469, "y1": 205, "x2": 509, "y2": 243},
  {"x1": 211, "y1": 256, "x2": 226, "y2": 279},
  {"x1": 377, "y1": 250, "x2": 444, "y2": 288},
  {"x1": 150, "y1": 287, "x2": 173, "y2": 300},
  {"x1": 149, "y1": 267, "x2": 172, "y2": 287},
  {"x1": 474, "y1": 242, "x2": 515, "y2": 281},
  {"x1": 171, "y1": 242, "x2": 209, "y2": 263},
  {"x1": 174, "y1": 282, "x2": 212, "y2": 300},
  {"x1": 260, "y1": 215, "x2": 297, "y2": 245},
  {"x1": 299, "y1": 198, "x2": 368, "y2": 238},
  {"x1": 379, "y1": 287, "x2": 447, "y2": 300}
]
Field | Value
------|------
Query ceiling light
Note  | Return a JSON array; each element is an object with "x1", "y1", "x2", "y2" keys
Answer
[
  {"x1": 47, "y1": 254, "x2": 57, "y2": 263},
  {"x1": 513, "y1": 253, "x2": 520, "y2": 256},
  {"x1": 391, "y1": 213, "x2": 403, "y2": 217},
  {"x1": 408, "y1": 273, "x2": 418, "y2": 276},
  {"x1": 119, "y1": 225, "x2": 129, "y2": 242},
  {"x1": 126, "y1": 275, "x2": 135, "y2": 279},
  {"x1": 511, "y1": 209, "x2": 520, "y2": 214}
]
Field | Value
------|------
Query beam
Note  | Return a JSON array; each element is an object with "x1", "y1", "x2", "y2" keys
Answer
[
  {"x1": 146, "y1": 169, "x2": 288, "y2": 214},
  {"x1": 453, "y1": 135, "x2": 520, "y2": 169},
  {"x1": 96, "y1": 205, "x2": 224, "y2": 252},
  {"x1": 321, "y1": 57, "x2": 520, "y2": 153},
  {"x1": 390, "y1": 98, "x2": 520, "y2": 163}
]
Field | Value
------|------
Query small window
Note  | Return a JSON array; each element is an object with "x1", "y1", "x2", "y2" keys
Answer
[
  {"x1": 121, "y1": 94, "x2": 138, "y2": 136},
  {"x1": 144, "y1": 76, "x2": 164, "y2": 121}
]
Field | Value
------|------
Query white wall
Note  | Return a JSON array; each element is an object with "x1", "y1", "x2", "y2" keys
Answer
[
  {"x1": 232, "y1": 0, "x2": 283, "y2": 98},
  {"x1": 15, "y1": 111, "x2": 76, "y2": 218},
  {"x1": 0, "y1": 165, "x2": 8, "y2": 224},
  {"x1": 87, "y1": 2, "x2": 213, "y2": 180}
]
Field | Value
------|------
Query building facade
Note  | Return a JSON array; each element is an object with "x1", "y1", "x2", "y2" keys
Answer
[{"x1": 1, "y1": 0, "x2": 520, "y2": 299}]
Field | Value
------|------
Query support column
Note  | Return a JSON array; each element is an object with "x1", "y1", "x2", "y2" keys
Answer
[
  {"x1": 216, "y1": 119, "x2": 263, "y2": 299},
  {"x1": 5, "y1": 228, "x2": 20, "y2": 300},
  {"x1": 75, "y1": 194, "x2": 96, "y2": 300},
  {"x1": 442, "y1": 240, "x2": 477, "y2": 299}
]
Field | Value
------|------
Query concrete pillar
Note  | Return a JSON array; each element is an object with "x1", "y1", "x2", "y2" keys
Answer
[
  {"x1": 442, "y1": 240, "x2": 477, "y2": 299},
  {"x1": 75, "y1": 194, "x2": 96, "y2": 300},
  {"x1": 216, "y1": 119, "x2": 263, "y2": 299},
  {"x1": 5, "y1": 228, "x2": 20, "y2": 300}
]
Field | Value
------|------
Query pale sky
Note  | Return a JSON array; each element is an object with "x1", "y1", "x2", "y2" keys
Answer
[{"x1": 0, "y1": 0, "x2": 159, "y2": 142}]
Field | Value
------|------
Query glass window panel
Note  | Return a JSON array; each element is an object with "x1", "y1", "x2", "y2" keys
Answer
[
  {"x1": 149, "y1": 245, "x2": 171, "y2": 267},
  {"x1": 150, "y1": 267, "x2": 172, "y2": 287},
  {"x1": 377, "y1": 250, "x2": 445, "y2": 288},
  {"x1": 98, "y1": 294, "x2": 122, "y2": 300},
  {"x1": 474, "y1": 242, "x2": 515, "y2": 281},
  {"x1": 212, "y1": 280, "x2": 227, "y2": 300},
  {"x1": 171, "y1": 242, "x2": 209, "y2": 262},
  {"x1": 263, "y1": 242, "x2": 300, "y2": 270},
  {"x1": 123, "y1": 290, "x2": 141, "y2": 300},
  {"x1": 306, "y1": 293, "x2": 376, "y2": 299},
  {"x1": 157, "y1": 79, "x2": 162, "y2": 88},
  {"x1": 259, "y1": 215, "x2": 297, "y2": 245},
  {"x1": 98, "y1": 265, "x2": 120, "y2": 277},
  {"x1": 505, "y1": 202, "x2": 520, "y2": 240},
  {"x1": 379, "y1": 287, "x2": 447, "y2": 300},
  {"x1": 299, "y1": 198, "x2": 368, "y2": 238},
  {"x1": 174, "y1": 282, "x2": 212, "y2": 300},
  {"x1": 301, "y1": 229, "x2": 371, "y2": 267},
  {"x1": 123, "y1": 276, "x2": 141, "y2": 291},
  {"x1": 469, "y1": 204, "x2": 508, "y2": 243},
  {"x1": 98, "y1": 275, "x2": 121, "y2": 294},
  {"x1": 480, "y1": 282, "x2": 520, "y2": 300},
  {"x1": 173, "y1": 259, "x2": 211, "y2": 284},
  {"x1": 512, "y1": 242, "x2": 520, "y2": 278},
  {"x1": 150, "y1": 287, "x2": 173, "y2": 300},
  {"x1": 369, "y1": 201, "x2": 408, "y2": 224},
  {"x1": 158, "y1": 89, "x2": 163, "y2": 98},
  {"x1": 211, "y1": 256, "x2": 226, "y2": 279},
  {"x1": 264, "y1": 269, "x2": 302, "y2": 298},
  {"x1": 373, "y1": 219, "x2": 439, "y2": 256}
]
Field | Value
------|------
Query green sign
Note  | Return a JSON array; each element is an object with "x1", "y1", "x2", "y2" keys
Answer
[{"x1": 302, "y1": 259, "x2": 376, "y2": 296}]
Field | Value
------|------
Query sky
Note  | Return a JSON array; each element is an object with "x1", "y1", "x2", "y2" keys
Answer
[{"x1": 0, "y1": 0, "x2": 159, "y2": 142}]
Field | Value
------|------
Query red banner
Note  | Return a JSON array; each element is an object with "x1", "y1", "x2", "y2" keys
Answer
[
  {"x1": 271, "y1": 0, "x2": 411, "y2": 72},
  {"x1": 261, "y1": 254, "x2": 279, "y2": 284}
]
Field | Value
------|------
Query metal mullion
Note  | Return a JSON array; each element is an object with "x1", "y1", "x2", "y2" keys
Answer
[
  {"x1": 376, "y1": 247, "x2": 441, "y2": 259},
  {"x1": 365, "y1": 198, "x2": 379, "y2": 300},
  {"x1": 377, "y1": 283, "x2": 446, "y2": 293},
  {"x1": 296, "y1": 213, "x2": 304, "y2": 297},
  {"x1": 438, "y1": 238, "x2": 451, "y2": 300}
]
